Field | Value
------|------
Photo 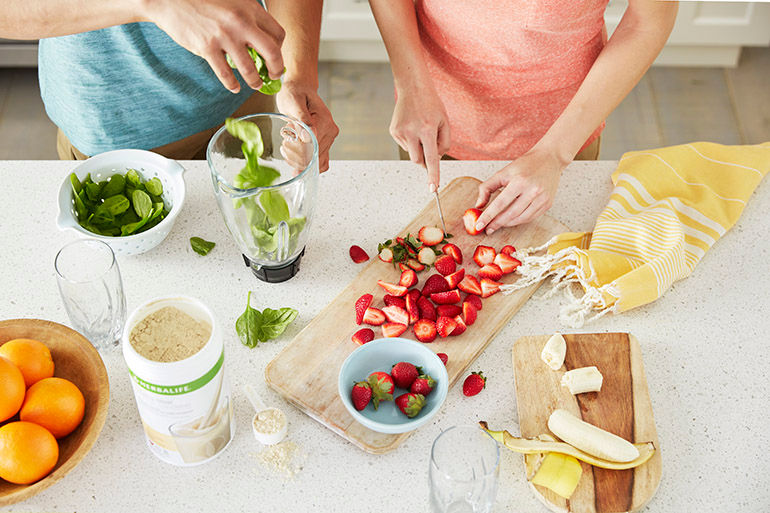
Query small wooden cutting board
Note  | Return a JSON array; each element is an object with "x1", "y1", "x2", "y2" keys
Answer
[
  {"x1": 512, "y1": 333, "x2": 662, "y2": 513},
  {"x1": 266, "y1": 176, "x2": 567, "y2": 453}
]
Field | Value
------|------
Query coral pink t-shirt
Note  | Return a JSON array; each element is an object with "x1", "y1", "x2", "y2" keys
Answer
[{"x1": 416, "y1": 0, "x2": 609, "y2": 160}]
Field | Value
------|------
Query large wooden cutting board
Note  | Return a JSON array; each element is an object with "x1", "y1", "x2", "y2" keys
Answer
[
  {"x1": 266, "y1": 176, "x2": 567, "y2": 453},
  {"x1": 513, "y1": 333, "x2": 662, "y2": 513}
]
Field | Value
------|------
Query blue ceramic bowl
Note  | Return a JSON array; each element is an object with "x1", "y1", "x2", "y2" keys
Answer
[{"x1": 338, "y1": 337, "x2": 449, "y2": 434}]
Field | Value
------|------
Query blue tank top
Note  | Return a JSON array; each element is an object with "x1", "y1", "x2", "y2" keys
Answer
[{"x1": 38, "y1": 22, "x2": 253, "y2": 155}]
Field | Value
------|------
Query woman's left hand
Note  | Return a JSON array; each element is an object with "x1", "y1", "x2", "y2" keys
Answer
[{"x1": 473, "y1": 147, "x2": 567, "y2": 234}]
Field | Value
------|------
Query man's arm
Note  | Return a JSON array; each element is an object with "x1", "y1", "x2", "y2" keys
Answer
[
  {"x1": 268, "y1": 0, "x2": 339, "y2": 172},
  {"x1": 475, "y1": 0, "x2": 679, "y2": 233},
  {"x1": 0, "y1": 0, "x2": 286, "y2": 94}
]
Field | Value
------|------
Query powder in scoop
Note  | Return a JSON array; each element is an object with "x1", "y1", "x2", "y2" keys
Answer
[
  {"x1": 130, "y1": 306, "x2": 211, "y2": 362},
  {"x1": 253, "y1": 408, "x2": 286, "y2": 435}
]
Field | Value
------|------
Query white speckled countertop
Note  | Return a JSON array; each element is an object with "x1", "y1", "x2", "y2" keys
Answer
[{"x1": 1, "y1": 160, "x2": 768, "y2": 512}]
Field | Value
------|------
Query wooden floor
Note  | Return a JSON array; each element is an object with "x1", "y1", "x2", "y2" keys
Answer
[{"x1": 1, "y1": 47, "x2": 768, "y2": 160}]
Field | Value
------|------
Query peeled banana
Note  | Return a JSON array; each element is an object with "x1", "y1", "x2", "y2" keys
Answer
[
  {"x1": 548, "y1": 409, "x2": 639, "y2": 463},
  {"x1": 561, "y1": 366, "x2": 603, "y2": 394},
  {"x1": 540, "y1": 332, "x2": 566, "y2": 370},
  {"x1": 479, "y1": 421, "x2": 655, "y2": 470}
]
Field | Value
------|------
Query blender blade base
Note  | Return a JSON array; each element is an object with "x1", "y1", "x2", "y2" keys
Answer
[{"x1": 242, "y1": 247, "x2": 306, "y2": 283}]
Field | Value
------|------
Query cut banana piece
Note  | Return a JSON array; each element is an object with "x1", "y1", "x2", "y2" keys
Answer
[
  {"x1": 548, "y1": 409, "x2": 639, "y2": 463},
  {"x1": 561, "y1": 366, "x2": 603, "y2": 394},
  {"x1": 530, "y1": 451, "x2": 582, "y2": 499},
  {"x1": 541, "y1": 332, "x2": 566, "y2": 370},
  {"x1": 479, "y1": 422, "x2": 655, "y2": 470}
]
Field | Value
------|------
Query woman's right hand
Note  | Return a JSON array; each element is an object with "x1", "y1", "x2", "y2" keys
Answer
[
  {"x1": 140, "y1": 0, "x2": 285, "y2": 93},
  {"x1": 390, "y1": 84, "x2": 451, "y2": 191}
]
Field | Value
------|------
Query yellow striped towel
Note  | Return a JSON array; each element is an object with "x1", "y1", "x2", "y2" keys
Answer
[{"x1": 501, "y1": 141, "x2": 770, "y2": 327}]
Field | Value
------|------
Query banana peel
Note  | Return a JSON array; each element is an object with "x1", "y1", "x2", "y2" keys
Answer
[
  {"x1": 528, "y1": 450, "x2": 582, "y2": 499},
  {"x1": 479, "y1": 421, "x2": 656, "y2": 471}
]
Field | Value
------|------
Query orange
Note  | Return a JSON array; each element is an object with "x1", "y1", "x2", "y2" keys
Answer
[
  {"x1": 20, "y1": 377, "x2": 85, "y2": 439},
  {"x1": 0, "y1": 356, "x2": 25, "y2": 422},
  {"x1": 0, "y1": 338, "x2": 55, "y2": 388},
  {"x1": 0, "y1": 421, "x2": 59, "y2": 484}
]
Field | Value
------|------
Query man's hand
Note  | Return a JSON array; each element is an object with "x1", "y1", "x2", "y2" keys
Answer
[
  {"x1": 390, "y1": 86, "x2": 450, "y2": 191},
  {"x1": 474, "y1": 148, "x2": 566, "y2": 234},
  {"x1": 276, "y1": 81, "x2": 339, "y2": 172},
  {"x1": 143, "y1": 0, "x2": 285, "y2": 93}
]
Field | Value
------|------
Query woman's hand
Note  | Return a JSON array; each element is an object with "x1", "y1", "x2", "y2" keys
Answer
[
  {"x1": 390, "y1": 86, "x2": 450, "y2": 191},
  {"x1": 474, "y1": 147, "x2": 567, "y2": 233},
  {"x1": 276, "y1": 81, "x2": 339, "y2": 172}
]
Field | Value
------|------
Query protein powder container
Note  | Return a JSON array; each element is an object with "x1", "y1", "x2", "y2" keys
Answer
[{"x1": 122, "y1": 296, "x2": 234, "y2": 466}]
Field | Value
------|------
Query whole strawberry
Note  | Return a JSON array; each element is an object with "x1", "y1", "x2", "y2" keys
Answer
[
  {"x1": 462, "y1": 371, "x2": 486, "y2": 397},
  {"x1": 410, "y1": 374, "x2": 436, "y2": 396},
  {"x1": 367, "y1": 371, "x2": 395, "y2": 409},
  {"x1": 351, "y1": 381, "x2": 372, "y2": 410},
  {"x1": 391, "y1": 361, "x2": 419, "y2": 389},
  {"x1": 395, "y1": 393, "x2": 426, "y2": 418}
]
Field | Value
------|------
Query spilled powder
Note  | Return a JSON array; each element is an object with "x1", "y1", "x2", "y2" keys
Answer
[{"x1": 253, "y1": 441, "x2": 305, "y2": 478}]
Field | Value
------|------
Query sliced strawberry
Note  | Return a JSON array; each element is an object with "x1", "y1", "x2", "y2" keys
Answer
[
  {"x1": 450, "y1": 315, "x2": 467, "y2": 336},
  {"x1": 349, "y1": 245, "x2": 369, "y2": 263},
  {"x1": 457, "y1": 275, "x2": 483, "y2": 296},
  {"x1": 462, "y1": 302, "x2": 477, "y2": 326},
  {"x1": 478, "y1": 263, "x2": 503, "y2": 281},
  {"x1": 382, "y1": 322, "x2": 408, "y2": 338},
  {"x1": 413, "y1": 319, "x2": 437, "y2": 343},
  {"x1": 417, "y1": 247, "x2": 437, "y2": 266},
  {"x1": 436, "y1": 304, "x2": 462, "y2": 318},
  {"x1": 473, "y1": 245, "x2": 496, "y2": 267},
  {"x1": 444, "y1": 268, "x2": 465, "y2": 289},
  {"x1": 354, "y1": 293, "x2": 373, "y2": 325},
  {"x1": 351, "y1": 328, "x2": 375, "y2": 345},
  {"x1": 351, "y1": 381, "x2": 372, "y2": 410},
  {"x1": 500, "y1": 245, "x2": 516, "y2": 256},
  {"x1": 395, "y1": 236, "x2": 406, "y2": 246},
  {"x1": 363, "y1": 307, "x2": 386, "y2": 326},
  {"x1": 431, "y1": 289, "x2": 461, "y2": 305},
  {"x1": 494, "y1": 253, "x2": 521, "y2": 274},
  {"x1": 405, "y1": 244, "x2": 418, "y2": 257},
  {"x1": 399, "y1": 268, "x2": 418, "y2": 288},
  {"x1": 407, "y1": 258, "x2": 425, "y2": 271},
  {"x1": 442, "y1": 243, "x2": 463, "y2": 264},
  {"x1": 398, "y1": 262, "x2": 410, "y2": 272},
  {"x1": 405, "y1": 293, "x2": 420, "y2": 324},
  {"x1": 463, "y1": 208, "x2": 483, "y2": 235},
  {"x1": 437, "y1": 353, "x2": 448, "y2": 365},
  {"x1": 422, "y1": 274, "x2": 449, "y2": 297},
  {"x1": 378, "y1": 247, "x2": 394, "y2": 263},
  {"x1": 407, "y1": 288, "x2": 421, "y2": 303},
  {"x1": 383, "y1": 294, "x2": 406, "y2": 309},
  {"x1": 434, "y1": 254, "x2": 456, "y2": 276},
  {"x1": 417, "y1": 296, "x2": 437, "y2": 321},
  {"x1": 480, "y1": 278, "x2": 503, "y2": 298},
  {"x1": 463, "y1": 294, "x2": 483, "y2": 311},
  {"x1": 436, "y1": 316, "x2": 458, "y2": 338},
  {"x1": 377, "y1": 280, "x2": 408, "y2": 297},
  {"x1": 383, "y1": 305, "x2": 409, "y2": 325},
  {"x1": 418, "y1": 226, "x2": 444, "y2": 247}
]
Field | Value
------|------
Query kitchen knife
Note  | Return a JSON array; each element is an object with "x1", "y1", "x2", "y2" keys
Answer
[{"x1": 433, "y1": 189, "x2": 448, "y2": 236}]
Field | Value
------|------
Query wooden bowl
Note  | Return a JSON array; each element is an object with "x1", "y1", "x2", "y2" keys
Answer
[{"x1": 0, "y1": 319, "x2": 109, "y2": 506}]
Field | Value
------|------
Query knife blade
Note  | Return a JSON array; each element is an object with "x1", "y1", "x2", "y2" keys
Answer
[{"x1": 433, "y1": 190, "x2": 448, "y2": 236}]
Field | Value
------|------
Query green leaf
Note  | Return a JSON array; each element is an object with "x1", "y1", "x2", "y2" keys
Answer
[
  {"x1": 132, "y1": 189, "x2": 152, "y2": 219},
  {"x1": 190, "y1": 236, "x2": 216, "y2": 256},
  {"x1": 120, "y1": 209, "x2": 152, "y2": 236},
  {"x1": 126, "y1": 169, "x2": 142, "y2": 187},
  {"x1": 145, "y1": 177, "x2": 163, "y2": 196},
  {"x1": 85, "y1": 182, "x2": 103, "y2": 202},
  {"x1": 226, "y1": 117, "x2": 264, "y2": 158},
  {"x1": 101, "y1": 194, "x2": 130, "y2": 216},
  {"x1": 259, "y1": 190, "x2": 290, "y2": 225},
  {"x1": 101, "y1": 174, "x2": 126, "y2": 198},
  {"x1": 235, "y1": 291, "x2": 298, "y2": 348},
  {"x1": 73, "y1": 190, "x2": 89, "y2": 221},
  {"x1": 69, "y1": 173, "x2": 82, "y2": 195},
  {"x1": 258, "y1": 78, "x2": 282, "y2": 95},
  {"x1": 90, "y1": 207, "x2": 114, "y2": 226},
  {"x1": 251, "y1": 226, "x2": 277, "y2": 252}
]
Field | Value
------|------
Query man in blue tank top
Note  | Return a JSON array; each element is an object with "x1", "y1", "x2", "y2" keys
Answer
[{"x1": 1, "y1": 0, "x2": 338, "y2": 170}]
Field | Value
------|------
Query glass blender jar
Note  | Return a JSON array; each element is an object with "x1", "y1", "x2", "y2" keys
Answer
[{"x1": 207, "y1": 113, "x2": 319, "y2": 282}]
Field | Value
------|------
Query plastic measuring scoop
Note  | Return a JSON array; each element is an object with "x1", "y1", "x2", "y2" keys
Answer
[{"x1": 244, "y1": 384, "x2": 287, "y2": 445}]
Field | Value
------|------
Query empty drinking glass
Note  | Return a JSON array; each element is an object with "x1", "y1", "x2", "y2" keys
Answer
[
  {"x1": 55, "y1": 239, "x2": 126, "y2": 351},
  {"x1": 429, "y1": 425, "x2": 501, "y2": 513}
]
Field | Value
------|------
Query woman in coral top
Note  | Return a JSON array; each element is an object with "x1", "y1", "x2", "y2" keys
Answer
[{"x1": 369, "y1": 0, "x2": 678, "y2": 232}]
